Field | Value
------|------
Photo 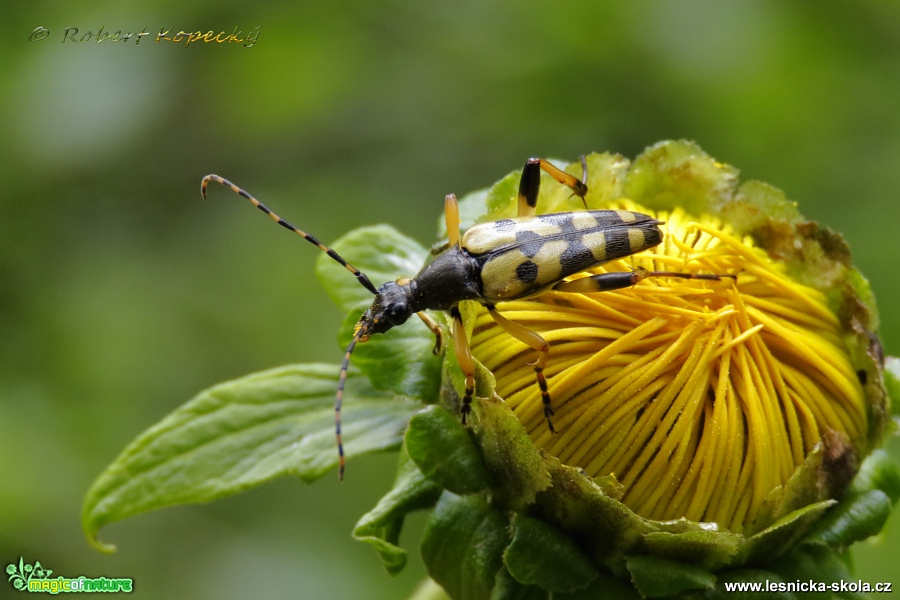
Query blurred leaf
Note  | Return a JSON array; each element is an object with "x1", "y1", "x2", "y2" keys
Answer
[
  {"x1": 354, "y1": 443, "x2": 442, "y2": 576},
  {"x1": 83, "y1": 364, "x2": 416, "y2": 552}
]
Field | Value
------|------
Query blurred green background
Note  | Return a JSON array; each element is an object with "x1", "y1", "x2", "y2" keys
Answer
[{"x1": 2, "y1": 1, "x2": 899, "y2": 598}]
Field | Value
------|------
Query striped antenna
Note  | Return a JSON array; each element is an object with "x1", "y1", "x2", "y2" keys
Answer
[
  {"x1": 336, "y1": 328, "x2": 365, "y2": 480},
  {"x1": 201, "y1": 174, "x2": 378, "y2": 295},
  {"x1": 202, "y1": 174, "x2": 379, "y2": 479}
]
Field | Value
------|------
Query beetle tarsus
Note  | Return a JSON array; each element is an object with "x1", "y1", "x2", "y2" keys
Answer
[{"x1": 544, "y1": 404, "x2": 557, "y2": 434}]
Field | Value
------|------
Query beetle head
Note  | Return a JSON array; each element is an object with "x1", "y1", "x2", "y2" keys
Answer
[{"x1": 354, "y1": 279, "x2": 416, "y2": 341}]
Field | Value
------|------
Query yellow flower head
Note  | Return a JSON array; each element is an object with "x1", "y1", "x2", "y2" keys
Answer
[
  {"x1": 463, "y1": 142, "x2": 888, "y2": 534},
  {"x1": 471, "y1": 201, "x2": 867, "y2": 532}
]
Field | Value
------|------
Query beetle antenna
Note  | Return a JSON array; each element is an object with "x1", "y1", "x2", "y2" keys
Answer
[
  {"x1": 335, "y1": 328, "x2": 366, "y2": 481},
  {"x1": 201, "y1": 175, "x2": 378, "y2": 295}
]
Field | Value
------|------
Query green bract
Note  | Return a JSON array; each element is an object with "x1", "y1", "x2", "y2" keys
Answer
[{"x1": 83, "y1": 142, "x2": 898, "y2": 599}]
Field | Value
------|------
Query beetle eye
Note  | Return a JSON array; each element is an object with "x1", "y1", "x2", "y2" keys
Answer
[{"x1": 385, "y1": 302, "x2": 409, "y2": 325}]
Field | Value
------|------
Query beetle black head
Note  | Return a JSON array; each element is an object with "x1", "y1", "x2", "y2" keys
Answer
[{"x1": 354, "y1": 280, "x2": 417, "y2": 341}]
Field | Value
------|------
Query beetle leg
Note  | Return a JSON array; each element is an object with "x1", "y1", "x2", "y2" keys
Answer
[
  {"x1": 445, "y1": 194, "x2": 461, "y2": 247},
  {"x1": 518, "y1": 156, "x2": 589, "y2": 217},
  {"x1": 553, "y1": 267, "x2": 735, "y2": 294},
  {"x1": 450, "y1": 305, "x2": 477, "y2": 424},
  {"x1": 484, "y1": 303, "x2": 556, "y2": 433},
  {"x1": 417, "y1": 311, "x2": 443, "y2": 354}
]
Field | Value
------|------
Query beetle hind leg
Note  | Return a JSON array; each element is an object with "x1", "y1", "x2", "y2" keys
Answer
[
  {"x1": 485, "y1": 304, "x2": 556, "y2": 433},
  {"x1": 553, "y1": 267, "x2": 736, "y2": 294},
  {"x1": 518, "y1": 156, "x2": 589, "y2": 217}
]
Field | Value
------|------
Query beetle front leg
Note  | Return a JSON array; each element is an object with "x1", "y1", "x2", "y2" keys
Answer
[
  {"x1": 417, "y1": 311, "x2": 443, "y2": 354},
  {"x1": 450, "y1": 304, "x2": 477, "y2": 424},
  {"x1": 484, "y1": 303, "x2": 556, "y2": 433}
]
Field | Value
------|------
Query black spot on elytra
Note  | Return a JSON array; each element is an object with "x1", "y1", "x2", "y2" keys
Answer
[
  {"x1": 516, "y1": 261, "x2": 539, "y2": 283},
  {"x1": 560, "y1": 240, "x2": 596, "y2": 274},
  {"x1": 493, "y1": 219, "x2": 516, "y2": 232},
  {"x1": 516, "y1": 230, "x2": 544, "y2": 258},
  {"x1": 604, "y1": 229, "x2": 633, "y2": 261}
]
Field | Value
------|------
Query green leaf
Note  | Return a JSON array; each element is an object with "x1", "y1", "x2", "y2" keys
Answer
[
  {"x1": 805, "y1": 489, "x2": 892, "y2": 548},
  {"x1": 477, "y1": 396, "x2": 551, "y2": 511},
  {"x1": 622, "y1": 140, "x2": 739, "y2": 217},
  {"x1": 693, "y1": 569, "x2": 794, "y2": 600},
  {"x1": 421, "y1": 492, "x2": 510, "y2": 600},
  {"x1": 551, "y1": 569, "x2": 641, "y2": 600},
  {"x1": 580, "y1": 152, "x2": 630, "y2": 210},
  {"x1": 315, "y1": 224, "x2": 429, "y2": 313},
  {"x1": 625, "y1": 555, "x2": 716, "y2": 598},
  {"x1": 740, "y1": 500, "x2": 836, "y2": 565},
  {"x1": 83, "y1": 364, "x2": 416, "y2": 552},
  {"x1": 353, "y1": 443, "x2": 442, "y2": 576},
  {"x1": 503, "y1": 514, "x2": 598, "y2": 594},
  {"x1": 406, "y1": 405, "x2": 489, "y2": 495},
  {"x1": 884, "y1": 356, "x2": 900, "y2": 417},
  {"x1": 480, "y1": 171, "x2": 519, "y2": 223},
  {"x1": 490, "y1": 567, "x2": 548, "y2": 600},
  {"x1": 338, "y1": 307, "x2": 442, "y2": 401},
  {"x1": 851, "y1": 448, "x2": 900, "y2": 503},
  {"x1": 769, "y1": 544, "x2": 866, "y2": 599},
  {"x1": 642, "y1": 527, "x2": 742, "y2": 572}
]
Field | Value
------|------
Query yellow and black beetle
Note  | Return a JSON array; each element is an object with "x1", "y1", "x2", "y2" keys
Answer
[{"x1": 202, "y1": 157, "x2": 730, "y2": 479}]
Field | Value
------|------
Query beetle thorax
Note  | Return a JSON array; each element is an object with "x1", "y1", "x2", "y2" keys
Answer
[{"x1": 408, "y1": 247, "x2": 482, "y2": 311}]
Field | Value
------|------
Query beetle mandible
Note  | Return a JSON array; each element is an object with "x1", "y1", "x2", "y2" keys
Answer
[{"x1": 201, "y1": 157, "x2": 731, "y2": 479}]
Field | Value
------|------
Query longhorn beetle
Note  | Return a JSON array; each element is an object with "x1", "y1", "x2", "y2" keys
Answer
[{"x1": 201, "y1": 157, "x2": 732, "y2": 480}]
